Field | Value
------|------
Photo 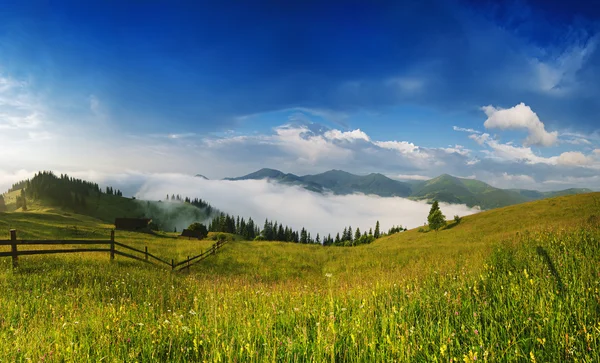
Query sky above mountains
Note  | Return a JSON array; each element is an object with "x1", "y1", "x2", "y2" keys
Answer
[{"x1": 1, "y1": 0, "x2": 599, "y2": 191}]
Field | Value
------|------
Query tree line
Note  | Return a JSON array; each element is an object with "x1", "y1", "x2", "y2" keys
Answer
[
  {"x1": 201, "y1": 210, "x2": 407, "y2": 246},
  {"x1": 164, "y1": 194, "x2": 214, "y2": 216},
  {"x1": 6, "y1": 171, "x2": 125, "y2": 211}
]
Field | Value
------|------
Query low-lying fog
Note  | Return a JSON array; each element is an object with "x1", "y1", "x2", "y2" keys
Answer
[{"x1": 135, "y1": 174, "x2": 480, "y2": 237}]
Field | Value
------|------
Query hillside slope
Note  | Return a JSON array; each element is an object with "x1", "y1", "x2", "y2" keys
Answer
[
  {"x1": 1, "y1": 192, "x2": 598, "y2": 361},
  {"x1": 191, "y1": 191, "x2": 600, "y2": 280}
]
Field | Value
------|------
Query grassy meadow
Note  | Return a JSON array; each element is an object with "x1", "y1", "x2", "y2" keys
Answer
[{"x1": 0, "y1": 193, "x2": 599, "y2": 361}]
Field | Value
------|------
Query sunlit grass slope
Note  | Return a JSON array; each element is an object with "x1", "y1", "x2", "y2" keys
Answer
[{"x1": 0, "y1": 193, "x2": 599, "y2": 361}]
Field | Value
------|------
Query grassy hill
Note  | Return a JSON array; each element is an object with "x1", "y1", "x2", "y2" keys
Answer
[
  {"x1": 2, "y1": 187, "x2": 213, "y2": 233},
  {"x1": 0, "y1": 192, "x2": 599, "y2": 361},
  {"x1": 409, "y1": 174, "x2": 532, "y2": 209}
]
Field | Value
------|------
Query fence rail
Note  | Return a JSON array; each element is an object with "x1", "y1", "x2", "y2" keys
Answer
[
  {"x1": 0, "y1": 229, "x2": 227, "y2": 271},
  {"x1": 173, "y1": 239, "x2": 227, "y2": 272}
]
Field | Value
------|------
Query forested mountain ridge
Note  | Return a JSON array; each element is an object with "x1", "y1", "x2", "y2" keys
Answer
[{"x1": 226, "y1": 169, "x2": 594, "y2": 209}]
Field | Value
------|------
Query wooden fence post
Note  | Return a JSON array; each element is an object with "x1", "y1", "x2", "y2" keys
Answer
[
  {"x1": 110, "y1": 230, "x2": 115, "y2": 261},
  {"x1": 145, "y1": 246, "x2": 148, "y2": 261},
  {"x1": 10, "y1": 229, "x2": 17, "y2": 269}
]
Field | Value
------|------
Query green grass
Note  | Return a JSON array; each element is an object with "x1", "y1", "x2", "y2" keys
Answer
[{"x1": 0, "y1": 193, "x2": 599, "y2": 361}]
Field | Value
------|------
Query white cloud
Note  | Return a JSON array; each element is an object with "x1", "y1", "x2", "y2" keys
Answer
[
  {"x1": 323, "y1": 129, "x2": 370, "y2": 142},
  {"x1": 482, "y1": 103, "x2": 558, "y2": 146},
  {"x1": 470, "y1": 133, "x2": 555, "y2": 164},
  {"x1": 442, "y1": 145, "x2": 470, "y2": 156},
  {"x1": 556, "y1": 151, "x2": 591, "y2": 166},
  {"x1": 471, "y1": 132, "x2": 600, "y2": 169},
  {"x1": 562, "y1": 137, "x2": 592, "y2": 145},
  {"x1": 135, "y1": 174, "x2": 479, "y2": 237},
  {"x1": 453, "y1": 126, "x2": 481, "y2": 134},
  {"x1": 469, "y1": 133, "x2": 490, "y2": 146},
  {"x1": 274, "y1": 125, "x2": 353, "y2": 164},
  {"x1": 373, "y1": 140, "x2": 419, "y2": 154}
]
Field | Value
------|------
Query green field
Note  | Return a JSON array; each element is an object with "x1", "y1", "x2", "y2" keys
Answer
[{"x1": 0, "y1": 192, "x2": 599, "y2": 361}]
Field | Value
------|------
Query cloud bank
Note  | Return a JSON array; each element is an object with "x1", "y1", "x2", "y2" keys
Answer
[{"x1": 134, "y1": 174, "x2": 479, "y2": 238}]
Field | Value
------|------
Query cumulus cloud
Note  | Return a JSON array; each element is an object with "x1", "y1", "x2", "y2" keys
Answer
[
  {"x1": 373, "y1": 140, "x2": 420, "y2": 154},
  {"x1": 274, "y1": 125, "x2": 353, "y2": 164},
  {"x1": 482, "y1": 103, "x2": 558, "y2": 146},
  {"x1": 134, "y1": 174, "x2": 479, "y2": 237},
  {"x1": 556, "y1": 151, "x2": 591, "y2": 166},
  {"x1": 323, "y1": 129, "x2": 370, "y2": 142}
]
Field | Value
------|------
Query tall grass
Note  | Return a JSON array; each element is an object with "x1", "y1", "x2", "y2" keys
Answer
[{"x1": 0, "y1": 225, "x2": 598, "y2": 361}]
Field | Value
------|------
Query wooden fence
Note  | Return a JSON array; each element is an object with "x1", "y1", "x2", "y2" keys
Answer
[{"x1": 0, "y1": 229, "x2": 227, "y2": 271}]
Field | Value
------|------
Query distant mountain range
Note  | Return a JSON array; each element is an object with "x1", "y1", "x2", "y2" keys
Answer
[{"x1": 223, "y1": 168, "x2": 593, "y2": 210}]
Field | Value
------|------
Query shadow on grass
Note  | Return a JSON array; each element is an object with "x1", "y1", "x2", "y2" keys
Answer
[
  {"x1": 536, "y1": 246, "x2": 565, "y2": 294},
  {"x1": 443, "y1": 222, "x2": 461, "y2": 231}
]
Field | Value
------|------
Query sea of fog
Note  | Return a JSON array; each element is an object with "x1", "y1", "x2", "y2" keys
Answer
[
  {"x1": 134, "y1": 174, "x2": 480, "y2": 238},
  {"x1": 0, "y1": 170, "x2": 481, "y2": 237}
]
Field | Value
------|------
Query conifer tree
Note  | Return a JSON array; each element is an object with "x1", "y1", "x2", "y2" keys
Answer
[
  {"x1": 427, "y1": 200, "x2": 447, "y2": 231},
  {"x1": 374, "y1": 221, "x2": 380, "y2": 239},
  {"x1": 300, "y1": 228, "x2": 308, "y2": 244}
]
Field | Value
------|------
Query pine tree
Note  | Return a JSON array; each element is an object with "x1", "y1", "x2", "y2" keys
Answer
[
  {"x1": 374, "y1": 221, "x2": 380, "y2": 239},
  {"x1": 315, "y1": 233, "x2": 321, "y2": 244},
  {"x1": 427, "y1": 200, "x2": 447, "y2": 231},
  {"x1": 0, "y1": 194, "x2": 5, "y2": 212},
  {"x1": 300, "y1": 228, "x2": 308, "y2": 244},
  {"x1": 354, "y1": 227, "x2": 361, "y2": 242}
]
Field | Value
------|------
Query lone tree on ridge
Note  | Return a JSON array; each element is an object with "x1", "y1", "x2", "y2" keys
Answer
[{"x1": 427, "y1": 200, "x2": 446, "y2": 231}]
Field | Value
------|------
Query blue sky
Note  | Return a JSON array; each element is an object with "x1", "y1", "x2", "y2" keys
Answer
[{"x1": 1, "y1": 0, "x2": 600, "y2": 191}]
